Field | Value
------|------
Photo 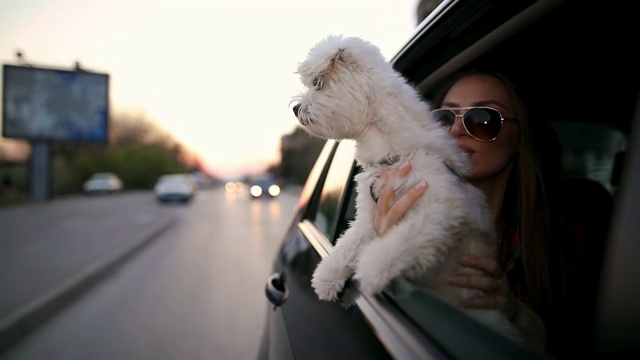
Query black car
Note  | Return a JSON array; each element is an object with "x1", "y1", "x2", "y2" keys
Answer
[{"x1": 258, "y1": 0, "x2": 639, "y2": 359}]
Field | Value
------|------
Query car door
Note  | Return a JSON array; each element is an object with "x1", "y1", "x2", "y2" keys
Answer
[{"x1": 264, "y1": 140, "x2": 394, "y2": 359}]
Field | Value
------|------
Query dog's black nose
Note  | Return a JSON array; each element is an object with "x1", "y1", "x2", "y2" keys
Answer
[{"x1": 292, "y1": 104, "x2": 301, "y2": 117}]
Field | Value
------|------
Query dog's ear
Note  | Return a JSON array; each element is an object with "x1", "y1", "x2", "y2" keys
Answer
[
  {"x1": 314, "y1": 48, "x2": 350, "y2": 90},
  {"x1": 313, "y1": 73, "x2": 324, "y2": 89},
  {"x1": 332, "y1": 48, "x2": 350, "y2": 66}
]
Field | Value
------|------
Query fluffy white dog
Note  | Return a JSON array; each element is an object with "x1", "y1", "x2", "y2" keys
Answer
[{"x1": 291, "y1": 35, "x2": 521, "y2": 342}]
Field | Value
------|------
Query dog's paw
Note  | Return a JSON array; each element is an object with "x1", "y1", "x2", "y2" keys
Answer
[
  {"x1": 311, "y1": 256, "x2": 354, "y2": 301},
  {"x1": 355, "y1": 273, "x2": 390, "y2": 296},
  {"x1": 354, "y1": 242, "x2": 401, "y2": 296},
  {"x1": 354, "y1": 263, "x2": 392, "y2": 296},
  {"x1": 337, "y1": 278, "x2": 360, "y2": 308}
]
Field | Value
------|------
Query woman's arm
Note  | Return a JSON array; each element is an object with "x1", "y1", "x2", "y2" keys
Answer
[{"x1": 374, "y1": 164, "x2": 546, "y2": 351}]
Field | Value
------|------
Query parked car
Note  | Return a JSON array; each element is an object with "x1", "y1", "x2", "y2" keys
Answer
[
  {"x1": 248, "y1": 175, "x2": 281, "y2": 199},
  {"x1": 154, "y1": 174, "x2": 196, "y2": 203},
  {"x1": 258, "y1": 1, "x2": 639, "y2": 359},
  {"x1": 82, "y1": 173, "x2": 123, "y2": 194}
]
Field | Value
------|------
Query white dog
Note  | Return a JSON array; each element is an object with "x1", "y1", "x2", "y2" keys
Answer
[{"x1": 291, "y1": 35, "x2": 521, "y2": 342}]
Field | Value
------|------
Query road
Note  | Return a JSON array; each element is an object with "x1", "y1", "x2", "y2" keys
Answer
[{"x1": 1, "y1": 186, "x2": 300, "y2": 360}]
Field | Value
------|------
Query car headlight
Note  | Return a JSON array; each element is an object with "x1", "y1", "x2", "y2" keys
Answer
[
  {"x1": 268, "y1": 184, "x2": 281, "y2": 197},
  {"x1": 250, "y1": 185, "x2": 263, "y2": 197},
  {"x1": 225, "y1": 182, "x2": 236, "y2": 193}
]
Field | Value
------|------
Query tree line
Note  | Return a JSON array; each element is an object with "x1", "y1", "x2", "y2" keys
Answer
[
  {"x1": 1, "y1": 111, "x2": 326, "y2": 202},
  {"x1": 51, "y1": 111, "x2": 203, "y2": 194}
]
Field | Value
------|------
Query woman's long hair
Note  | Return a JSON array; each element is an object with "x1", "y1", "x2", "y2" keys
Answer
[{"x1": 429, "y1": 68, "x2": 567, "y2": 314}]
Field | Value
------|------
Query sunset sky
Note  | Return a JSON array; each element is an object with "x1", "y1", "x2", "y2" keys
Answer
[{"x1": 0, "y1": 0, "x2": 421, "y2": 178}]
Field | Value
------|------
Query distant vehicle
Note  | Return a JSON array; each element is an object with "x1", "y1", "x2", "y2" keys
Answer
[
  {"x1": 154, "y1": 174, "x2": 196, "y2": 203},
  {"x1": 225, "y1": 181, "x2": 245, "y2": 193},
  {"x1": 190, "y1": 171, "x2": 214, "y2": 189},
  {"x1": 248, "y1": 176, "x2": 280, "y2": 199},
  {"x1": 82, "y1": 173, "x2": 123, "y2": 194}
]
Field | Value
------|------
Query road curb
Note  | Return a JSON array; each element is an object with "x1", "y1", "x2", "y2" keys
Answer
[{"x1": 0, "y1": 214, "x2": 176, "y2": 353}]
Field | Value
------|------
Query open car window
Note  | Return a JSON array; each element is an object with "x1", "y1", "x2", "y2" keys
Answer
[{"x1": 312, "y1": 140, "x2": 357, "y2": 242}]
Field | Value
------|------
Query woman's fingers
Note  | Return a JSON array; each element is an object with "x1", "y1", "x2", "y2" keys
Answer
[
  {"x1": 376, "y1": 170, "x2": 395, "y2": 211},
  {"x1": 374, "y1": 162, "x2": 427, "y2": 237},
  {"x1": 458, "y1": 255, "x2": 504, "y2": 278},
  {"x1": 374, "y1": 170, "x2": 393, "y2": 235},
  {"x1": 385, "y1": 181, "x2": 427, "y2": 224},
  {"x1": 449, "y1": 255, "x2": 519, "y2": 317},
  {"x1": 450, "y1": 256, "x2": 507, "y2": 295}
]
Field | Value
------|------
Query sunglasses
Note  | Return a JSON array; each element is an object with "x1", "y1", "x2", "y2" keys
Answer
[{"x1": 432, "y1": 106, "x2": 518, "y2": 142}]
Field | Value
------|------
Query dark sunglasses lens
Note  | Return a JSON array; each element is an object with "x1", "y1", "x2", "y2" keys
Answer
[
  {"x1": 433, "y1": 110, "x2": 456, "y2": 127},
  {"x1": 463, "y1": 108, "x2": 502, "y2": 140}
]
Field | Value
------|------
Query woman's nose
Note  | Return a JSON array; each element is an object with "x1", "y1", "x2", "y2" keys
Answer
[{"x1": 449, "y1": 115, "x2": 466, "y2": 137}]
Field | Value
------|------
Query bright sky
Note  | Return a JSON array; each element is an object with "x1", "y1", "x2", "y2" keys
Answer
[{"x1": 0, "y1": 0, "x2": 420, "y2": 178}]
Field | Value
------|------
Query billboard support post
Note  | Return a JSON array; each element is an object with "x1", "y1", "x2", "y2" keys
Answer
[{"x1": 28, "y1": 141, "x2": 51, "y2": 200}]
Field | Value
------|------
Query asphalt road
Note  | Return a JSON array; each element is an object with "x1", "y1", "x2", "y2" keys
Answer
[{"x1": 0, "y1": 186, "x2": 300, "y2": 359}]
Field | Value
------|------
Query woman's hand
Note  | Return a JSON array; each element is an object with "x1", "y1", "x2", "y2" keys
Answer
[
  {"x1": 449, "y1": 255, "x2": 547, "y2": 349},
  {"x1": 448, "y1": 255, "x2": 519, "y2": 321},
  {"x1": 374, "y1": 162, "x2": 428, "y2": 237}
]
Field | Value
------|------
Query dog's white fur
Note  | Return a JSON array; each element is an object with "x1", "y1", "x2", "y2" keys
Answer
[{"x1": 292, "y1": 35, "x2": 521, "y2": 341}]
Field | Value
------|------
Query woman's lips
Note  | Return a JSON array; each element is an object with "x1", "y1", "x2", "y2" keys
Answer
[{"x1": 457, "y1": 144, "x2": 474, "y2": 154}]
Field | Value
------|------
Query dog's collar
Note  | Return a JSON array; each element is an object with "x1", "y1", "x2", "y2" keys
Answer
[
  {"x1": 369, "y1": 156, "x2": 467, "y2": 203},
  {"x1": 364, "y1": 154, "x2": 402, "y2": 169},
  {"x1": 367, "y1": 155, "x2": 402, "y2": 203}
]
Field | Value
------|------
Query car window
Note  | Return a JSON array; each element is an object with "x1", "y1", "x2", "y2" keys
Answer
[
  {"x1": 312, "y1": 140, "x2": 356, "y2": 240},
  {"x1": 552, "y1": 121, "x2": 626, "y2": 196},
  {"x1": 333, "y1": 165, "x2": 359, "y2": 242}
]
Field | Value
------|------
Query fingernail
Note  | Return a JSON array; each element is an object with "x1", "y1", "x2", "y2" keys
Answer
[
  {"x1": 414, "y1": 181, "x2": 427, "y2": 192},
  {"x1": 399, "y1": 161, "x2": 411, "y2": 172}
]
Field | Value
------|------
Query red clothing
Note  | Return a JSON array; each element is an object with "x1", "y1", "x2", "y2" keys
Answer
[
  {"x1": 504, "y1": 216, "x2": 605, "y2": 357},
  {"x1": 504, "y1": 227, "x2": 533, "y2": 308}
]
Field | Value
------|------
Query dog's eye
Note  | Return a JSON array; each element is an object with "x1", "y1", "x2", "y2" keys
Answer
[{"x1": 313, "y1": 76, "x2": 322, "y2": 89}]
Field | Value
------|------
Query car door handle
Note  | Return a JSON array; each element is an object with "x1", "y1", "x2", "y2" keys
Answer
[{"x1": 265, "y1": 272, "x2": 289, "y2": 307}]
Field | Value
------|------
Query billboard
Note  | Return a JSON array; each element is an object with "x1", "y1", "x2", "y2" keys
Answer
[{"x1": 2, "y1": 64, "x2": 109, "y2": 142}]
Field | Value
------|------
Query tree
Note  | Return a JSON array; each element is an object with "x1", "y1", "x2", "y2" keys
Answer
[{"x1": 276, "y1": 126, "x2": 326, "y2": 185}]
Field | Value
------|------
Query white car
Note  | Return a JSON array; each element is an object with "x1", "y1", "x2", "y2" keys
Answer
[
  {"x1": 154, "y1": 174, "x2": 196, "y2": 203},
  {"x1": 82, "y1": 173, "x2": 123, "y2": 194}
]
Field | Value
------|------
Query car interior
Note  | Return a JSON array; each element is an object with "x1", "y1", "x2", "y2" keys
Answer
[{"x1": 387, "y1": 0, "x2": 638, "y2": 356}]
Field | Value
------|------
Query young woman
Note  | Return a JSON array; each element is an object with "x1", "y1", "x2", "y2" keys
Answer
[{"x1": 374, "y1": 69, "x2": 593, "y2": 356}]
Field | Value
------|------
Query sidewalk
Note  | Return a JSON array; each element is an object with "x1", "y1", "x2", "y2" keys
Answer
[{"x1": 0, "y1": 194, "x2": 176, "y2": 352}]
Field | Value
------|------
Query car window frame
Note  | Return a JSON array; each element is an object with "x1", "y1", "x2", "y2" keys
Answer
[{"x1": 311, "y1": 140, "x2": 359, "y2": 243}]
